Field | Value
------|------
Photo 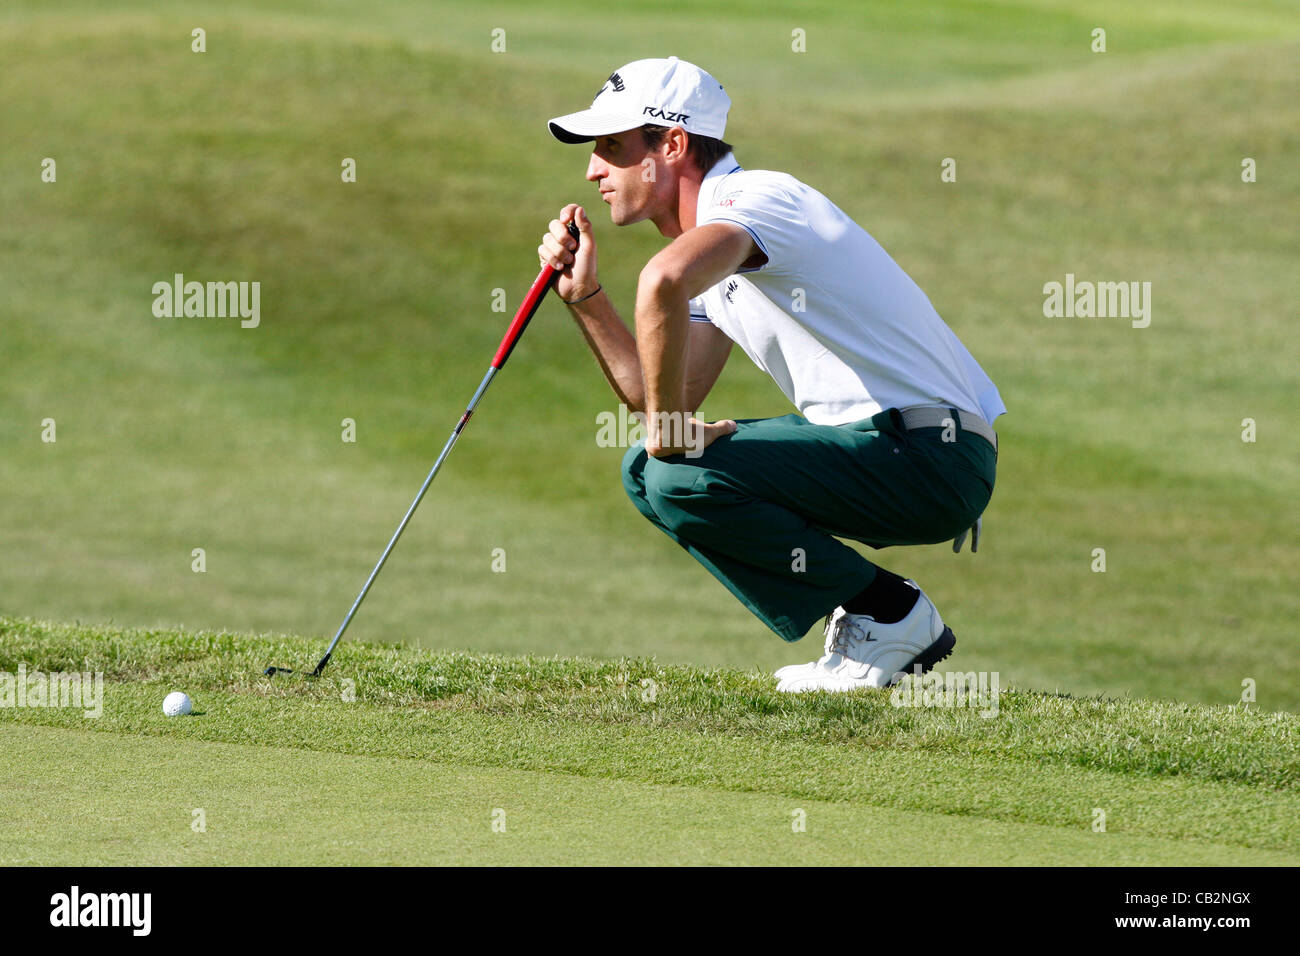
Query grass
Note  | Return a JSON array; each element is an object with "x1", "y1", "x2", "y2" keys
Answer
[
  {"x1": 13, "y1": 724, "x2": 1289, "y2": 866},
  {"x1": 1, "y1": 0, "x2": 1298, "y2": 864},
  {"x1": 1, "y1": 615, "x2": 1296, "y2": 864}
]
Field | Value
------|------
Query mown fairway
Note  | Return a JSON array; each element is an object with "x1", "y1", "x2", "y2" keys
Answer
[{"x1": 1, "y1": 1, "x2": 1298, "y2": 864}]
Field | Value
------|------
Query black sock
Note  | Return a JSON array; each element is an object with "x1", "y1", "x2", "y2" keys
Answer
[{"x1": 843, "y1": 568, "x2": 918, "y2": 623}]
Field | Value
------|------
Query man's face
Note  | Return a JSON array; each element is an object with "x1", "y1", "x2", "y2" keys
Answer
[{"x1": 586, "y1": 129, "x2": 665, "y2": 226}]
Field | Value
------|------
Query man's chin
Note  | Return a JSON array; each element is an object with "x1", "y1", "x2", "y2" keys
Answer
[{"x1": 609, "y1": 205, "x2": 645, "y2": 227}]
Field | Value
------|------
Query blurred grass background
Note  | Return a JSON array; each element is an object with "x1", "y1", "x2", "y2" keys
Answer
[{"x1": 2, "y1": 0, "x2": 1298, "y2": 708}]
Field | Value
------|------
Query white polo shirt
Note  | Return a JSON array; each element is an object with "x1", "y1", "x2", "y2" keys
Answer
[{"x1": 688, "y1": 153, "x2": 1005, "y2": 427}]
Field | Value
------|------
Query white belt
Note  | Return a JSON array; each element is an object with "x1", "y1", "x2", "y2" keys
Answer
[{"x1": 899, "y1": 405, "x2": 997, "y2": 452}]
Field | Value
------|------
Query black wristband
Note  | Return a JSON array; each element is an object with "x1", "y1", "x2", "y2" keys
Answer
[{"x1": 562, "y1": 284, "x2": 602, "y2": 305}]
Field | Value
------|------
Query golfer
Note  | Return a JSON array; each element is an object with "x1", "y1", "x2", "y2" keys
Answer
[{"x1": 539, "y1": 57, "x2": 1005, "y2": 691}]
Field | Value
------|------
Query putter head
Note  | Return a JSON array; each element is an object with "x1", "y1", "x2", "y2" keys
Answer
[{"x1": 264, "y1": 666, "x2": 294, "y2": 677}]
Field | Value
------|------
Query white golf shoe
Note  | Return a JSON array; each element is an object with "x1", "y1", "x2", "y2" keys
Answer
[
  {"x1": 773, "y1": 610, "x2": 855, "y2": 682},
  {"x1": 774, "y1": 583, "x2": 956, "y2": 693}
]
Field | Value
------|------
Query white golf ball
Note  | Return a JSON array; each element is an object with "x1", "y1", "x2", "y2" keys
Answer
[{"x1": 162, "y1": 691, "x2": 192, "y2": 717}]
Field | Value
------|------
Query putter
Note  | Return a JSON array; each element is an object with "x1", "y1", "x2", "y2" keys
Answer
[{"x1": 265, "y1": 221, "x2": 580, "y2": 678}]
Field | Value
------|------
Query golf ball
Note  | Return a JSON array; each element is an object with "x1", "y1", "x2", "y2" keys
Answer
[{"x1": 162, "y1": 691, "x2": 192, "y2": 717}]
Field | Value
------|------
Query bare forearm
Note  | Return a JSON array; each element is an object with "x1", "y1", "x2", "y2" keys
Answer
[
  {"x1": 633, "y1": 224, "x2": 754, "y2": 438},
  {"x1": 636, "y1": 273, "x2": 690, "y2": 430},
  {"x1": 567, "y1": 290, "x2": 645, "y2": 412}
]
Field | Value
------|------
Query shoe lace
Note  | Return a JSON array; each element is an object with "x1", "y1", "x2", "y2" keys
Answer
[
  {"x1": 824, "y1": 612, "x2": 875, "y2": 658},
  {"x1": 821, "y1": 613, "x2": 841, "y2": 656}
]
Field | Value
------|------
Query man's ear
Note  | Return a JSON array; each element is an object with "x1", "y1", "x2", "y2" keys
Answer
[{"x1": 663, "y1": 126, "x2": 691, "y2": 167}]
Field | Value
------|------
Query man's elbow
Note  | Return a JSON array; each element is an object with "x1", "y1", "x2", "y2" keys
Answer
[{"x1": 637, "y1": 256, "x2": 687, "y2": 301}]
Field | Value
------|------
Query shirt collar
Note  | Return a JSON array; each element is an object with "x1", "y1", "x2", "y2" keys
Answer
[{"x1": 695, "y1": 151, "x2": 743, "y2": 226}]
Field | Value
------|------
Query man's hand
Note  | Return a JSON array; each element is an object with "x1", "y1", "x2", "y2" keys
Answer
[
  {"x1": 645, "y1": 416, "x2": 737, "y2": 459},
  {"x1": 538, "y1": 204, "x2": 599, "y2": 303}
]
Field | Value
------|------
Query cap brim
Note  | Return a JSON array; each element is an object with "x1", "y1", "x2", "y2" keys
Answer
[{"x1": 547, "y1": 108, "x2": 642, "y2": 144}]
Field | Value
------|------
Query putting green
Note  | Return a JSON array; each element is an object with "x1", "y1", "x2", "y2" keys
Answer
[{"x1": 4, "y1": 723, "x2": 1292, "y2": 866}]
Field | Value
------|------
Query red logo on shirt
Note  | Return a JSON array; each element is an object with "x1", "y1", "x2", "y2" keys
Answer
[{"x1": 718, "y1": 198, "x2": 735, "y2": 207}]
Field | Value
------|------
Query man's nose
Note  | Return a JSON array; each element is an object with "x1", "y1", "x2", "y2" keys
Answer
[{"x1": 586, "y1": 152, "x2": 606, "y2": 182}]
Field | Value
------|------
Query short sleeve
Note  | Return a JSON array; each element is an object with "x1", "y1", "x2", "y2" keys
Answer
[
  {"x1": 688, "y1": 295, "x2": 711, "y2": 324},
  {"x1": 697, "y1": 173, "x2": 806, "y2": 276}
]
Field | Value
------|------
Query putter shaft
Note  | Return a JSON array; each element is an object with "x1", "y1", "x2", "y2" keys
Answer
[
  {"x1": 309, "y1": 366, "x2": 497, "y2": 676},
  {"x1": 304, "y1": 222, "x2": 579, "y2": 677}
]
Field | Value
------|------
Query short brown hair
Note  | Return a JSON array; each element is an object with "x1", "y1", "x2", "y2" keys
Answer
[{"x1": 640, "y1": 124, "x2": 733, "y2": 174}]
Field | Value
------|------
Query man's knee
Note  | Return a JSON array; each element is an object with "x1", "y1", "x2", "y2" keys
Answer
[
  {"x1": 642, "y1": 458, "x2": 709, "y2": 534},
  {"x1": 622, "y1": 445, "x2": 701, "y2": 533},
  {"x1": 620, "y1": 442, "x2": 649, "y2": 501}
]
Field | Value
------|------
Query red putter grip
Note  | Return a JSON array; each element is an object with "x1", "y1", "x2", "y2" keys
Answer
[{"x1": 491, "y1": 220, "x2": 582, "y2": 369}]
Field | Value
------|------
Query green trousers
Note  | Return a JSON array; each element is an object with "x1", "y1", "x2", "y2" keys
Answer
[{"x1": 621, "y1": 408, "x2": 996, "y2": 642}]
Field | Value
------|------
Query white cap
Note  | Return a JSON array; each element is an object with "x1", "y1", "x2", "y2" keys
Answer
[{"x1": 548, "y1": 56, "x2": 730, "y2": 144}]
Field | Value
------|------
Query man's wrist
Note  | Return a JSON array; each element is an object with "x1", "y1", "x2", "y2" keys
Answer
[{"x1": 562, "y1": 284, "x2": 602, "y2": 305}]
